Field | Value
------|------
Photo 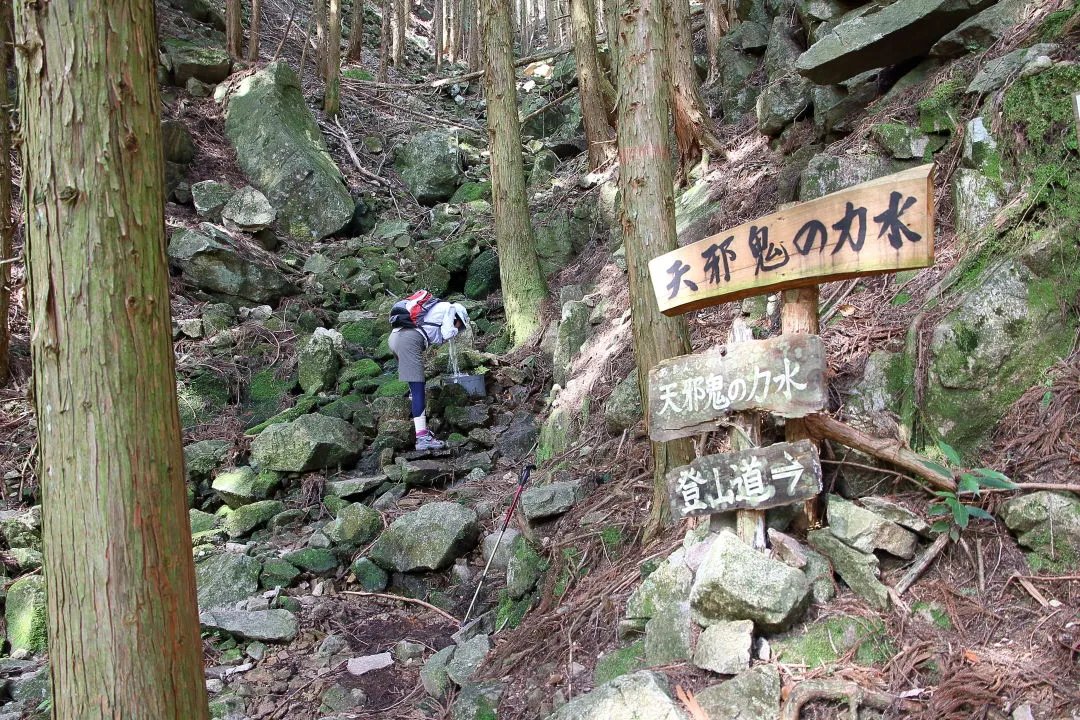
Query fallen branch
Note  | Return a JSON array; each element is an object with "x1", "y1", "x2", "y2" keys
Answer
[
  {"x1": 520, "y1": 88, "x2": 578, "y2": 125},
  {"x1": 342, "y1": 590, "x2": 460, "y2": 624},
  {"x1": 779, "y1": 679, "x2": 919, "y2": 720},
  {"x1": 345, "y1": 85, "x2": 483, "y2": 132},
  {"x1": 330, "y1": 116, "x2": 392, "y2": 188},
  {"x1": 271, "y1": 3, "x2": 299, "y2": 63},
  {"x1": 962, "y1": 482, "x2": 1080, "y2": 495},
  {"x1": 802, "y1": 413, "x2": 956, "y2": 492},
  {"x1": 894, "y1": 532, "x2": 949, "y2": 596}
]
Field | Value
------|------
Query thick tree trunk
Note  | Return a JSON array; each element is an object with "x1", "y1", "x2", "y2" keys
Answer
[
  {"x1": 465, "y1": 0, "x2": 480, "y2": 70},
  {"x1": 615, "y1": 0, "x2": 694, "y2": 539},
  {"x1": 379, "y1": 0, "x2": 391, "y2": 80},
  {"x1": 703, "y1": 0, "x2": 723, "y2": 83},
  {"x1": 346, "y1": 0, "x2": 364, "y2": 61},
  {"x1": 247, "y1": 0, "x2": 261, "y2": 60},
  {"x1": 0, "y1": 0, "x2": 11, "y2": 388},
  {"x1": 433, "y1": 0, "x2": 443, "y2": 70},
  {"x1": 12, "y1": 0, "x2": 210, "y2": 717},
  {"x1": 569, "y1": 0, "x2": 614, "y2": 169},
  {"x1": 450, "y1": 0, "x2": 463, "y2": 62},
  {"x1": 391, "y1": 0, "x2": 406, "y2": 66},
  {"x1": 480, "y1": 0, "x2": 547, "y2": 347},
  {"x1": 665, "y1": 0, "x2": 723, "y2": 181},
  {"x1": 546, "y1": 0, "x2": 556, "y2": 42},
  {"x1": 325, "y1": 0, "x2": 342, "y2": 114},
  {"x1": 316, "y1": 0, "x2": 329, "y2": 77},
  {"x1": 226, "y1": 0, "x2": 243, "y2": 57}
]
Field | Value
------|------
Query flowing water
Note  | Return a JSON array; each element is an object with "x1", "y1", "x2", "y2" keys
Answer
[{"x1": 448, "y1": 338, "x2": 463, "y2": 377}]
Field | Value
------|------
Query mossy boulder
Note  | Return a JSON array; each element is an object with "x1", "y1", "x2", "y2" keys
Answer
[
  {"x1": 162, "y1": 37, "x2": 232, "y2": 86},
  {"x1": 298, "y1": 329, "x2": 344, "y2": 394},
  {"x1": 212, "y1": 466, "x2": 281, "y2": 508},
  {"x1": 350, "y1": 557, "x2": 389, "y2": 592},
  {"x1": 339, "y1": 317, "x2": 383, "y2": 351},
  {"x1": 694, "y1": 665, "x2": 781, "y2": 720},
  {"x1": 224, "y1": 500, "x2": 285, "y2": 538},
  {"x1": 593, "y1": 641, "x2": 646, "y2": 686},
  {"x1": 626, "y1": 558, "x2": 693, "y2": 620},
  {"x1": 183, "y1": 439, "x2": 232, "y2": 483},
  {"x1": 168, "y1": 228, "x2": 296, "y2": 304},
  {"x1": 196, "y1": 552, "x2": 261, "y2": 610},
  {"x1": 799, "y1": 153, "x2": 907, "y2": 201},
  {"x1": 6, "y1": 576, "x2": 48, "y2": 654},
  {"x1": 464, "y1": 248, "x2": 500, "y2": 300},
  {"x1": 368, "y1": 502, "x2": 479, "y2": 572},
  {"x1": 260, "y1": 558, "x2": 301, "y2": 589},
  {"x1": 604, "y1": 369, "x2": 643, "y2": 433},
  {"x1": 1000, "y1": 491, "x2": 1080, "y2": 573},
  {"x1": 250, "y1": 413, "x2": 361, "y2": 472},
  {"x1": 547, "y1": 671, "x2": 687, "y2": 720},
  {"x1": 243, "y1": 368, "x2": 298, "y2": 427},
  {"x1": 449, "y1": 181, "x2": 491, "y2": 204},
  {"x1": 324, "y1": 502, "x2": 382, "y2": 546},
  {"x1": 434, "y1": 237, "x2": 475, "y2": 272},
  {"x1": 506, "y1": 534, "x2": 545, "y2": 600},
  {"x1": 284, "y1": 547, "x2": 339, "y2": 573},
  {"x1": 225, "y1": 61, "x2": 355, "y2": 239},
  {"x1": 178, "y1": 370, "x2": 232, "y2": 428},
  {"x1": 773, "y1": 615, "x2": 894, "y2": 668},
  {"x1": 189, "y1": 509, "x2": 220, "y2": 535},
  {"x1": 871, "y1": 122, "x2": 945, "y2": 160},
  {"x1": 415, "y1": 262, "x2": 451, "y2": 298},
  {"x1": 394, "y1": 129, "x2": 466, "y2": 205}
]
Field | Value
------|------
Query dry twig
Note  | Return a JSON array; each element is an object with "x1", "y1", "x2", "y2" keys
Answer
[{"x1": 341, "y1": 591, "x2": 460, "y2": 624}]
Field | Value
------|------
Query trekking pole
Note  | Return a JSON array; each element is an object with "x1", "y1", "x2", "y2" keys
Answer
[{"x1": 462, "y1": 464, "x2": 535, "y2": 626}]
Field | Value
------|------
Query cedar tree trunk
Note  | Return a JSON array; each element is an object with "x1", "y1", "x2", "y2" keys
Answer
[
  {"x1": 465, "y1": 0, "x2": 480, "y2": 69},
  {"x1": 12, "y1": 0, "x2": 211, "y2": 716},
  {"x1": 615, "y1": 0, "x2": 694, "y2": 539},
  {"x1": 665, "y1": 0, "x2": 722, "y2": 181},
  {"x1": 569, "y1": 0, "x2": 614, "y2": 169},
  {"x1": 226, "y1": 0, "x2": 243, "y2": 57},
  {"x1": 480, "y1": 0, "x2": 547, "y2": 347},
  {"x1": 703, "y1": 0, "x2": 724, "y2": 83},
  {"x1": 346, "y1": 0, "x2": 364, "y2": 61},
  {"x1": 325, "y1": 0, "x2": 342, "y2": 114},
  {"x1": 391, "y1": 0, "x2": 405, "y2": 66},
  {"x1": 0, "y1": 0, "x2": 11, "y2": 388},
  {"x1": 433, "y1": 0, "x2": 444, "y2": 70},
  {"x1": 247, "y1": 0, "x2": 261, "y2": 60},
  {"x1": 378, "y1": 0, "x2": 391, "y2": 80}
]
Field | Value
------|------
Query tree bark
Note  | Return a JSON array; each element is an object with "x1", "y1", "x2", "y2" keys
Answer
[
  {"x1": 226, "y1": 0, "x2": 243, "y2": 57},
  {"x1": 433, "y1": 0, "x2": 443, "y2": 70},
  {"x1": 569, "y1": 0, "x2": 614, "y2": 169},
  {"x1": 378, "y1": 0, "x2": 391, "y2": 80},
  {"x1": 465, "y1": 0, "x2": 480, "y2": 70},
  {"x1": 247, "y1": 0, "x2": 261, "y2": 60},
  {"x1": 346, "y1": 0, "x2": 364, "y2": 61},
  {"x1": 782, "y1": 286, "x2": 822, "y2": 528},
  {"x1": 316, "y1": 0, "x2": 329, "y2": 77},
  {"x1": 325, "y1": 0, "x2": 342, "y2": 114},
  {"x1": 664, "y1": 0, "x2": 723, "y2": 181},
  {"x1": 12, "y1": 0, "x2": 210, "y2": 717},
  {"x1": 703, "y1": 0, "x2": 724, "y2": 83},
  {"x1": 450, "y1": 0, "x2": 463, "y2": 62},
  {"x1": 727, "y1": 319, "x2": 765, "y2": 550},
  {"x1": 615, "y1": 0, "x2": 694, "y2": 539},
  {"x1": 0, "y1": 0, "x2": 12, "y2": 388},
  {"x1": 479, "y1": 0, "x2": 548, "y2": 347},
  {"x1": 391, "y1": 0, "x2": 406, "y2": 66}
]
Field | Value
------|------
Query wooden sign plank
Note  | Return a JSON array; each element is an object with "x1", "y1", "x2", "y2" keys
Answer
[
  {"x1": 647, "y1": 334, "x2": 825, "y2": 442},
  {"x1": 648, "y1": 164, "x2": 935, "y2": 315},
  {"x1": 667, "y1": 439, "x2": 822, "y2": 519}
]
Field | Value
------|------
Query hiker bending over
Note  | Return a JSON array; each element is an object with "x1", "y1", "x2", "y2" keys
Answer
[{"x1": 387, "y1": 290, "x2": 470, "y2": 452}]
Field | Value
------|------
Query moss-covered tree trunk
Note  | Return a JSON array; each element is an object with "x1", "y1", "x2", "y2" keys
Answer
[
  {"x1": 226, "y1": 0, "x2": 243, "y2": 57},
  {"x1": 480, "y1": 0, "x2": 547, "y2": 347},
  {"x1": 346, "y1": 0, "x2": 364, "y2": 61},
  {"x1": 247, "y1": 0, "x2": 261, "y2": 60},
  {"x1": 378, "y1": 0, "x2": 391, "y2": 80},
  {"x1": 615, "y1": 0, "x2": 694, "y2": 539},
  {"x1": 570, "y1": 0, "x2": 615, "y2": 170},
  {"x1": 325, "y1": 0, "x2": 342, "y2": 114},
  {"x1": 0, "y1": 0, "x2": 12, "y2": 388},
  {"x1": 12, "y1": 0, "x2": 210, "y2": 717},
  {"x1": 665, "y1": 0, "x2": 723, "y2": 181},
  {"x1": 433, "y1": 0, "x2": 444, "y2": 70}
]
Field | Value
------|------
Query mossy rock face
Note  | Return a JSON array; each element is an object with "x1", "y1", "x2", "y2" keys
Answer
[
  {"x1": 434, "y1": 238, "x2": 475, "y2": 273},
  {"x1": 260, "y1": 558, "x2": 301, "y2": 589},
  {"x1": 1000, "y1": 491, "x2": 1080, "y2": 573},
  {"x1": 506, "y1": 534, "x2": 545, "y2": 600},
  {"x1": 415, "y1": 263, "x2": 451, "y2": 298},
  {"x1": 225, "y1": 62, "x2": 355, "y2": 240},
  {"x1": 224, "y1": 500, "x2": 285, "y2": 538},
  {"x1": 244, "y1": 394, "x2": 318, "y2": 435},
  {"x1": 6, "y1": 576, "x2": 48, "y2": 654},
  {"x1": 178, "y1": 370, "x2": 231, "y2": 428},
  {"x1": 243, "y1": 368, "x2": 298, "y2": 427},
  {"x1": 196, "y1": 552, "x2": 262, "y2": 610},
  {"x1": 773, "y1": 615, "x2": 894, "y2": 668},
  {"x1": 350, "y1": 557, "x2": 389, "y2": 592},
  {"x1": 394, "y1": 129, "x2": 466, "y2": 205},
  {"x1": 449, "y1": 181, "x2": 491, "y2": 204},
  {"x1": 464, "y1": 248, "x2": 500, "y2": 300},
  {"x1": 212, "y1": 466, "x2": 281, "y2": 508},
  {"x1": 374, "y1": 380, "x2": 410, "y2": 398},
  {"x1": 284, "y1": 548, "x2": 340, "y2": 573},
  {"x1": 593, "y1": 641, "x2": 646, "y2": 686},
  {"x1": 162, "y1": 37, "x2": 232, "y2": 86},
  {"x1": 339, "y1": 318, "x2": 384, "y2": 350}
]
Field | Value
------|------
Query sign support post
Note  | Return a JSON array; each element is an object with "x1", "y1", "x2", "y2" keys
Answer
[
  {"x1": 781, "y1": 269, "x2": 821, "y2": 530},
  {"x1": 727, "y1": 317, "x2": 766, "y2": 551}
]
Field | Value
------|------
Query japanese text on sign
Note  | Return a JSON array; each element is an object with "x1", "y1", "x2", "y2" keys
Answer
[{"x1": 649, "y1": 164, "x2": 935, "y2": 315}]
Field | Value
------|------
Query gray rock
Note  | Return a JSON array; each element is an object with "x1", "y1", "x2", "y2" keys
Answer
[
  {"x1": 482, "y1": 529, "x2": 521, "y2": 573},
  {"x1": 196, "y1": 552, "x2": 261, "y2": 610},
  {"x1": 162, "y1": 119, "x2": 196, "y2": 164},
  {"x1": 199, "y1": 609, "x2": 298, "y2": 642},
  {"x1": 931, "y1": 0, "x2": 1028, "y2": 57},
  {"x1": 799, "y1": 153, "x2": 904, "y2": 201},
  {"x1": 321, "y1": 683, "x2": 367, "y2": 712},
  {"x1": 212, "y1": 466, "x2": 280, "y2": 508},
  {"x1": 859, "y1": 497, "x2": 931, "y2": 536},
  {"x1": 326, "y1": 474, "x2": 386, "y2": 499},
  {"x1": 324, "y1": 502, "x2": 382, "y2": 546},
  {"x1": 496, "y1": 412, "x2": 539, "y2": 458},
  {"x1": 225, "y1": 62, "x2": 355, "y2": 240},
  {"x1": 447, "y1": 634, "x2": 490, "y2": 686},
  {"x1": 756, "y1": 75, "x2": 812, "y2": 136},
  {"x1": 813, "y1": 69, "x2": 882, "y2": 135},
  {"x1": 450, "y1": 681, "x2": 504, "y2": 720},
  {"x1": 350, "y1": 557, "x2": 389, "y2": 592},
  {"x1": 386, "y1": 458, "x2": 454, "y2": 486},
  {"x1": 167, "y1": 0, "x2": 226, "y2": 29},
  {"x1": 191, "y1": 181, "x2": 235, "y2": 220},
  {"x1": 223, "y1": 499, "x2": 285, "y2": 538},
  {"x1": 692, "y1": 619, "x2": 753, "y2": 675},
  {"x1": 369, "y1": 502, "x2": 479, "y2": 572},
  {"x1": 168, "y1": 228, "x2": 295, "y2": 304},
  {"x1": 966, "y1": 43, "x2": 1058, "y2": 95},
  {"x1": 189, "y1": 509, "x2": 219, "y2": 535},
  {"x1": 394, "y1": 640, "x2": 427, "y2": 664},
  {"x1": 802, "y1": 547, "x2": 837, "y2": 603},
  {"x1": 185, "y1": 76, "x2": 214, "y2": 97},
  {"x1": 689, "y1": 531, "x2": 810, "y2": 632},
  {"x1": 807, "y1": 528, "x2": 889, "y2": 610},
  {"x1": 604, "y1": 368, "x2": 643, "y2": 433},
  {"x1": 506, "y1": 534, "x2": 545, "y2": 600},
  {"x1": 1000, "y1": 491, "x2": 1080, "y2": 561},
  {"x1": 644, "y1": 602, "x2": 693, "y2": 666},
  {"x1": 952, "y1": 168, "x2": 1000, "y2": 238},
  {"x1": 221, "y1": 185, "x2": 276, "y2": 232},
  {"x1": 547, "y1": 671, "x2": 691, "y2": 720},
  {"x1": 871, "y1": 122, "x2": 943, "y2": 160},
  {"x1": 162, "y1": 38, "x2": 232, "y2": 85},
  {"x1": 250, "y1": 413, "x2": 361, "y2": 473},
  {"x1": 626, "y1": 558, "x2": 693, "y2": 619},
  {"x1": 395, "y1": 129, "x2": 466, "y2": 205},
  {"x1": 347, "y1": 652, "x2": 393, "y2": 676},
  {"x1": 694, "y1": 665, "x2": 781, "y2": 720},
  {"x1": 763, "y1": 16, "x2": 804, "y2": 82},
  {"x1": 298, "y1": 329, "x2": 344, "y2": 394},
  {"x1": 422, "y1": 645, "x2": 456, "y2": 699},
  {"x1": 184, "y1": 439, "x2": 232, "y2": 483},
  {"x1": 796, "y1": 0, "x2": 997, "y2": 85},
  {"x1": 726, "y1": 21, "x2": 769, "y2": 52},
  {"x1": 962, "y1": 117, "x2": 998, "y2": 170},
  {"x1": 521, "y1": 481, "x2": 587, "y2": 521},
  {"x1": 826, "y1": 495, "x2": 918, "y2": 558},
  {"x1": 553, "y1": 300, "x2": 591, "y2": 387}
]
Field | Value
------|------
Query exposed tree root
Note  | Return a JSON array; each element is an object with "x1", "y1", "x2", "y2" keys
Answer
[{"x1": 779, "y1": 679, "x2": 918, "y2": 720}]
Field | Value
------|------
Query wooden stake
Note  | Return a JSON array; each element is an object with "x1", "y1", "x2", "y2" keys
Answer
[
  {"x1": 728, "y1": 317, "x2": 765, "y2": 551},
  {"x1": 782, "y1": 284, "x2": 821, "y2": 529}
]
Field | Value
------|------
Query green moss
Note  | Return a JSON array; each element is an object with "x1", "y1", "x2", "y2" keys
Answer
[
  {"x1": 339, "y1": 318, "x2": 384, "y2": 349},
  {"x1": 593, "y1": 641, "x2": 646, "y2": 686},
  {"x1": 374, "y1": 380, "x2": 409, "y2": 398},
  {"x1": 1038, "y1": 1, "x2": 1080, "y2": 40},
  {"x1": 774, "y1": 616, "x2": 895, "y2": 669},
  {"x1": 178, "y1": 371, "x2": 231, "y2": 428},
  {"x1": 1023, "y1": 530, "x2": 1079, "y2": 573},
  {"x1": 600, "y1": 525, "x2": 624, "y2": 550},
  {"x1": 495, "y1": 590, "x2": 533, "y2": 631},
  {"x1": 450, "y1": 181, "x2": 492, "y2": 204},
  {"x1": 248, "y1": 368, "x2": 297, "y2": 403},
  {"x1": 891, "y1": 291, "x2": 912, "y2": 306},
  {"x1": 244, "y1": 394, "x2": 318, "y2": 434},
  {"x1": 917, "y1": 76, "x2": 967, "y2": 134},
  {"x1": 342, "y1": 67, "x2": 373, "y2": 80}
]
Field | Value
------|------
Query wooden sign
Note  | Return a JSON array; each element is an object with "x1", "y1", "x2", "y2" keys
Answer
[
  {"x1": 648, "y1": 164, "x2": 935, "y2": 315},
  {"x1": 667, "y1": 439, "x2": 822, "y2": 519},
  {"x1": 647, "y1": 334, "x2": 825, "y2": 442}
]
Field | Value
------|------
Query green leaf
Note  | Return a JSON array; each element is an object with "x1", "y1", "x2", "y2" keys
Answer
[
  {"x1": 978, "y1": 476, "x2": 1019, "y2": 490},
  {"x1": 928, "y1": 503, "x2": 950, "y2": 516},
  {"x1": 933, "y1": 490, "x2": 954, "y2": 498},
  {"x1": 938, "y1": 440, "x2": 962, "y2": 466},
  {"x1": 931, "y1": 519, "x2": 952, "y2": 534},
  {"x1": 958, "y1": 474, "x2": 980, "y2": 494},
  {"x1": 921, "y1": 458, "x2": 953, "y2": 477},
  {"x1": 945, "y1": 496, "x2": 969, "y2": 528},
  {"x1": 950, "y1": 528, "x2": 960, "y2": 542},
  {"x1": 971, "y1": 468, "x2": 1010, "y2": 481},
  {"x1": 967, "y1": 506, "x2": 995, "y2": 521}
]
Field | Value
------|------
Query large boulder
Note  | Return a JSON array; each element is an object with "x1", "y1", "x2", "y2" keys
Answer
[
  {"x1": 324, "y1": 502, "x2": 382, "y2": 546},
  {"x1": 1000, "y1": 492, "x2": 1080, "y2": 571},
  {"x1": 167, "y1": 228, "x2": 295, "y2": 304},
  {"x1": 298, "y1": 328, "x2": 344, "y2": 394},
  {"x1": 694, "y1": 665, "x2": 781, "y2": 720},
  {"x1": 799, "y1": 153, "x2": 905, "y2": 201},
  {"x1": 183, "y1": 439, "x2": 232, "y2": 483},
  {"x1": 931, "y1": 0, "x2": 1029, "y2": 57},
  {"x1": 199, "y1": 609, "x2": 298, "y2": 642},
  {"x1": 795, "y1": 0, "x2": 997, "y2": 85},
  {"x1": 626, "y1": 558, "x2": 693, "y2": 619},
  {"x1": 368, "y1": 502, "x2": 479, "y2": 572},
  {"x1": 826, "y1": 495, "x2": 918, "y2": 558},
  {"x1": 394, "y1": 129, "x2": 466, "y2": 205},
  {"x1": 756, "y1": 76, "x2": 812, "y2": 136},
  {"x1": 521, "y1": 480, "x2": 587, "y2": 521},
  {"x1": 604, "y1": 369, "x2": 643, "y2": 433},
  {"x1": 553, "y1": 300, "x2": 591, "y2": 387},
  {"x1": 225, "y1": 62, "x2": 355, "y2": 240},
  {"x1": 195, "y1": 552, "x2": 261, "y2": 610},
  {"x1": 211, "y1": 466, "x2": 280, "y2": 508},
  {"x1": 191, "y1": 180, "x2": 235, "y2": 220},
  {"x1": 547, "y1": 671, "x2": 691, "y2": 720},
  {"x1": 6, "y1": 576, "x2": 48, "y2": 654},
  {"x1": 162, "y1": 38, "x2": 232, "y2": 86},
  {"x1": 250, "y1": 413, "x2": 361, "y2": 472},
  {"x1": 689, "y1": 532, "x2": 810, "y2": 632}
]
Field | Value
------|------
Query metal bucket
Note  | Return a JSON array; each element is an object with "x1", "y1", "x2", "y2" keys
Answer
[{"x1": 445, "y1": 374, "x2": 486, "y2": 397}]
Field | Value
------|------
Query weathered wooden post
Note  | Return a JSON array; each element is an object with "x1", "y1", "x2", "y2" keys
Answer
[
  {"x1": 728, "y1": 317, "x2": 765, "y2": 550},
  {"x1": 645, "y1": 165, "x2": 936, "y2": 544}
]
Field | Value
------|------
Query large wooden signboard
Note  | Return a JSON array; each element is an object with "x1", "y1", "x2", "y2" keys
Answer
[
  {"x1": 647, "y1": 334, "x2": 825, "y2": 442},
  {"x1": 648, "y1": 164, "x2": 935, "y2": 315},
  {"x1": 667, "y1": 439, "x2": 822, "y2": 519}
]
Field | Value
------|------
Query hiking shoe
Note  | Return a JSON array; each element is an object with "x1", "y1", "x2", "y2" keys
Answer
[{"x1": 415, "y1": 431, "x2": 447, "y2": 452}]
